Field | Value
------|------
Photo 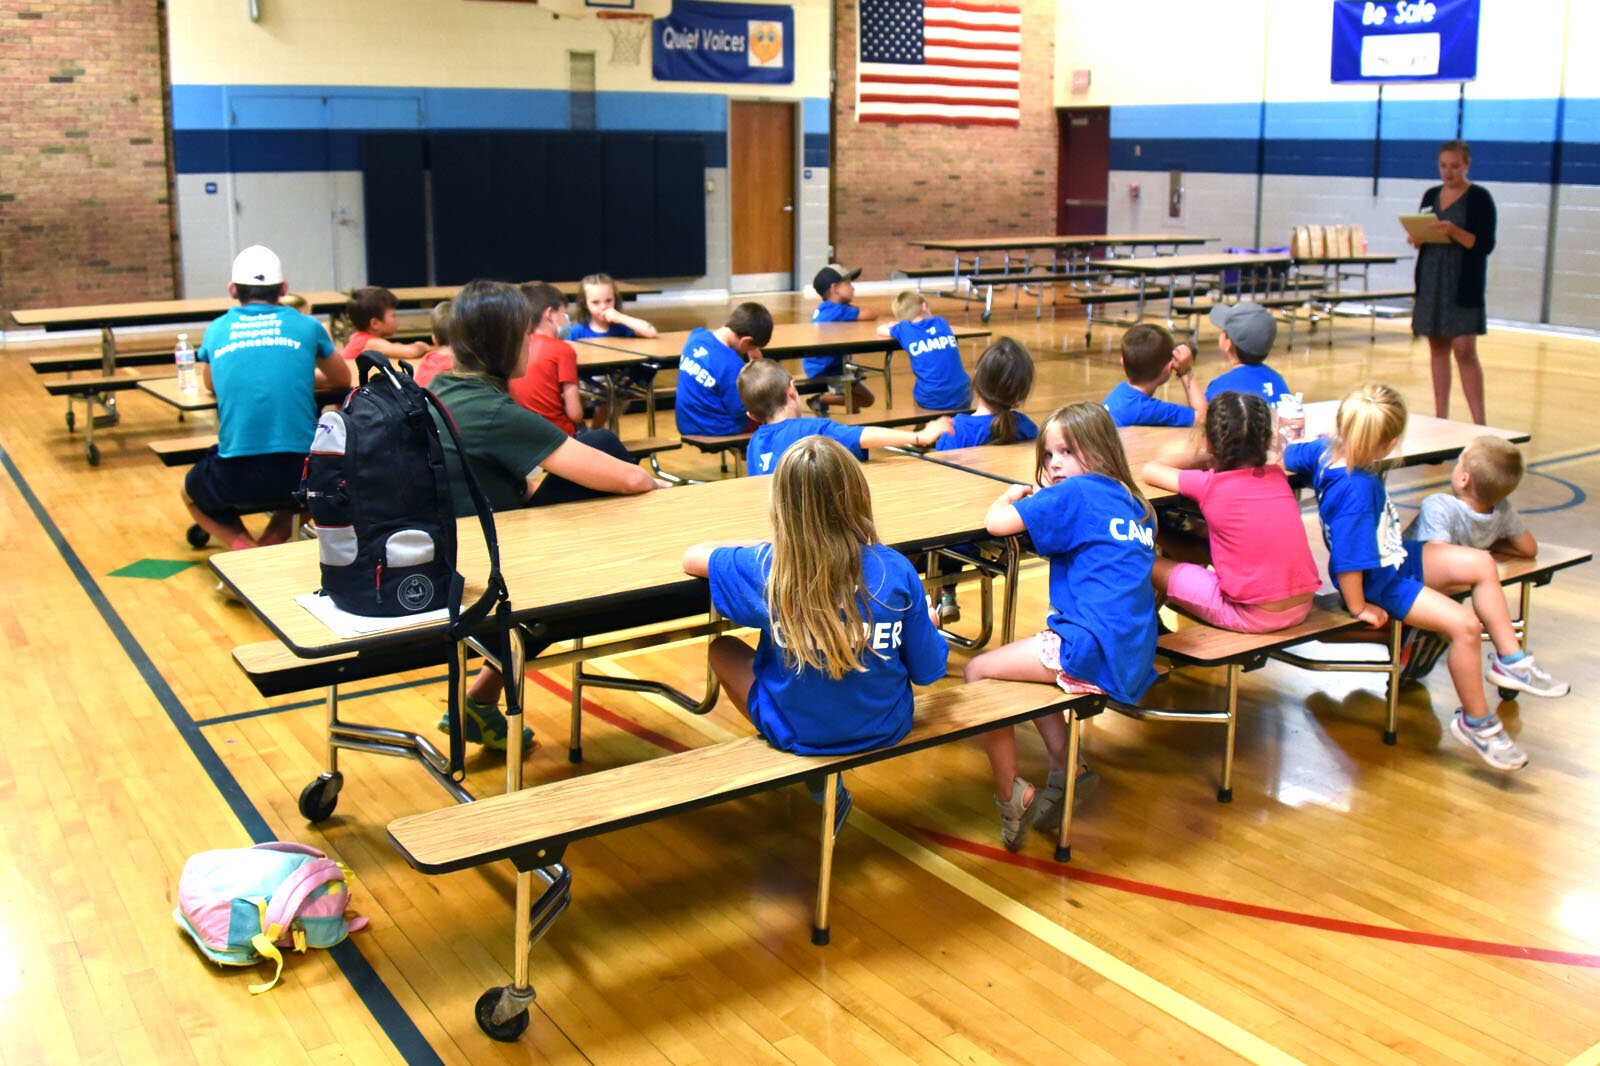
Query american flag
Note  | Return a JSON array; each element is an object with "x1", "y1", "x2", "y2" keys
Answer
[{"x1": 857, "y1": 0, "x2": 1021, "y2": 127}]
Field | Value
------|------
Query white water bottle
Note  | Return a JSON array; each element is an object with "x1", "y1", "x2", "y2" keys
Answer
[{"x1": 175, "y1": 333, "x2": 197, "y2": 393}]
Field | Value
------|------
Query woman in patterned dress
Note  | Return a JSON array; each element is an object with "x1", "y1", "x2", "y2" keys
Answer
[{"x1": 1410, "y1": 139, "x2": 1496, "y2": 424}]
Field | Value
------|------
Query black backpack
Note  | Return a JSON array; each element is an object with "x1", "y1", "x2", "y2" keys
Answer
[{"x1": 299, "y1": 352, "x2": 511, "y2": 774}]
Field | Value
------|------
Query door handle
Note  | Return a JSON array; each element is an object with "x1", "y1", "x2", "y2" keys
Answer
[
  {"x1": 1063, "y1": 198, "x2": 1107, "y2": 207},
  {"x1": 782, "y1": 202, "x2": 794, "y2": 213}
]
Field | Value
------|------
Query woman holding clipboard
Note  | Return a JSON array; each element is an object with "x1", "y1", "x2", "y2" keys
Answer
[{"x1": 1408, "y1": 139, "x2": 1496, "y2": 424}]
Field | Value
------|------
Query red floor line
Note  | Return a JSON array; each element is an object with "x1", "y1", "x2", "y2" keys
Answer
[
  {"x1": 916, "y1": 827, "x2": 1600, "y2": 969},
  {"x1": 526, "y1": 670, "x2": 694, "y2": 754},
  {"x1": 520, "y1": 669, "x2": 1600, "y2": 970}
]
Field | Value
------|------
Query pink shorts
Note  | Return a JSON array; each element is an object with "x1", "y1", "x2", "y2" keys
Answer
[
  {"x1": 1032, "y1": 631, "x2": 1106, "y2": 696},
  {"x1": 1166, "y1": 563, "x2": 1313, "y2": 633}
]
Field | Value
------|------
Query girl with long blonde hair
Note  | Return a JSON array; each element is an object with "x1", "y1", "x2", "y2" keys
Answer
[
  {"x1": 965, "y1": 402, "x2": 1161, "y2": 850},
  {"x1": 1285, "y1": 382, "x2": 1565, "y2": 773},
  {"x1": 682, "y1": 436, "x2": 948, "y2": 832}
]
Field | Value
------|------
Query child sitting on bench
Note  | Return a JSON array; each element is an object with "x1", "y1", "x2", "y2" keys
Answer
[
  {"x1": 566, "y1": 273, "x2": 659, "y2": 429},
  {"x1": 806, "y1": 263, "x2": 877, "y2": 413},
  {"x1": 1285, "y1": 383, "x2": 1567, "y2": 773},
  {"x1": 1407, "y1": 435, "x2": 1537, "y2": 557},
  {"x1": 340, "y1": 286, "x2": 431, "y2": 363},
  {"x1": 1103, "y1": 323, "x2": 1206, "y2": 428},
  {"x1": 1141, "y1": 391, "x2": 1321, "y2": 631},
  {"x1": 964, "y1": 403, "x2": 1161, "y2": 850},
  {"x1": 937, "y1": 338, "x2": 1038, "y2": 451},
  {"x1": 1205, "y1": 301, "x2": 1291, "y2": 403},
  {"x1": 411, "y1": 301, "x2": 455, "y2": 388},
  {"x1": 738, "y1": 360, "x2": 951, "y2": 476},
  {"x1": 675, "y1": 302, "x2": 773, "y2": 439},
  {"x1": 682, "y1": 435, "x2": 949, "y2": 834},
  {"x1": 877, "y1": 290, "x2": 971, "y2": 411}
]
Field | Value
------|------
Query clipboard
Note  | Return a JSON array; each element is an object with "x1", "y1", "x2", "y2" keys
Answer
[{"x1": 1399, "y1": 213, "x2": 1450, "y2": 244}]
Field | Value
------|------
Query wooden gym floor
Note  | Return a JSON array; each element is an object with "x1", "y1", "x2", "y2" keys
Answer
[{"x1": 2, "y1": 292, "x2": 1598, "y2": 1064}]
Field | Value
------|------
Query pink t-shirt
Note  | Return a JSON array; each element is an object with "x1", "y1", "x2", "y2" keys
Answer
[
  {"x1": 1177, "y1": 466, "x2": 1321, "y2": 604},
  {"x1": 412, "y1": 348, "x2": 453, "y2": 388}
]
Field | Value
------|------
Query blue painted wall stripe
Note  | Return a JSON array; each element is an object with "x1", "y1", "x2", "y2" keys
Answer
[
  {"x1": 0, "y1": 443, "x2": 445, "y2": 1066},
  {"x1": 1111, "y1": 137, "x2": 1564, "y2": 184},
  {"x1": 1114, "y1": 98, "x2": 1587, "y2": 143}
]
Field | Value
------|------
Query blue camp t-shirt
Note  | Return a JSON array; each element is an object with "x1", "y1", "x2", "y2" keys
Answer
[
  {"x1": 675, "y1": 327, "x2": 749, "y2": 436},
  {"x1": 1205, "y1": 363, "x2": 1289, "y2": 403},
  {"x1": 1012, "y1": 474, "x2": 1160, "y2": 703},
  {"x1": 1102, "y1": 380, "x2": 1195, "y2": 429},
  {"x1": 804, "y1": 301, "x2": 862, "y2": 378},
  {"x1": 889, "y1": 317, "x2": 971, "y2": 411},
  {"x1": 707, "y1": 543, "x2": 948, "y2": 755},
  {"x1": 746, "y1": 417, "x2": 867, "y2": 475},
  {"x1": 936, "y1": 411, "x2": 1039, "y2": 451},
  {"x1": 1284, "y1": 437, "x2": 1408, "y2": 581},
  {"x1": 566, "y1": 321, "x2": 637, "y2": 342},
  {"x1": 198, "y1": 303, "x2": 336, "y2": 458}
]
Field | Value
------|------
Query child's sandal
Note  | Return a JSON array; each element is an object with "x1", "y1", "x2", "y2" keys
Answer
[
  {"x1": 996, "y1": 776, "x2": 1041, "y2": 852},
  {"x1": 1033, "y1": 764, "x2": 1098, "y2": 834}
]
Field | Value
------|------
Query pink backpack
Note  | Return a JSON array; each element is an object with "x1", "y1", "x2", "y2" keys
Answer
[{"x1": 174, "y1": 842, "x2": 368, "y2": 994}]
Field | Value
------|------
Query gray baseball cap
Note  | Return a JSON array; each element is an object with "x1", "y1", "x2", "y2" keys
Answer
[{"x1": 1209, "y1": 301, "x2": 1276, "y2": 356}]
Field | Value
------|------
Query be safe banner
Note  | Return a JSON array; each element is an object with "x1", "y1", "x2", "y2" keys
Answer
[
  {"x1": 653, "y1": 0, "x2": 794, "y2": 84},
  {"x1": 1331, "y1": 0, "x2": 1480, "y2": 83}
]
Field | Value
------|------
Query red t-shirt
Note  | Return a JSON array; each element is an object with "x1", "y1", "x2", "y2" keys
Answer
[
  {"x1": 341, "y1": 330, "x2": 376, "y2": 361},
  {"x1": 509, "y1": 333, "x2": 578, "y2": 435},
  {"x1": 1177, "y1": 466, "x2": 1321, "y2": 604}
]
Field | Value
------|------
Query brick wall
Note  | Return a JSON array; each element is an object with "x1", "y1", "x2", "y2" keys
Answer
[
  {"x1": 830, "y1": 0, "x2": 1056, "y2": 279},
  {"x1": 1, "y1": 1, "x2": 176, "y2": 313}
]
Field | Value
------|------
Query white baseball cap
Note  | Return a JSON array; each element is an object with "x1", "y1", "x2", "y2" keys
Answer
[{"x1": 231, "y1": 245, "x2": 284, "y2": 286}]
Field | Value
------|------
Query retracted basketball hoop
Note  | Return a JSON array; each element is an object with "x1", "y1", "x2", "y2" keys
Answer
[{"x1": 596, "y1": 10, "x2": 653, "y2": 65}]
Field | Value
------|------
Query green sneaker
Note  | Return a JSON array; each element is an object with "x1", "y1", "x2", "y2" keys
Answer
[{"x1": 437, "y1": 696, "x2": 534, "y2": 752}]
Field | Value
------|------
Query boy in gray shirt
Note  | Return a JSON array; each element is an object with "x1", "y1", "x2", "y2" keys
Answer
[{"x1": 1407, "y1": 435, "x2": 1536, "y2": 556}]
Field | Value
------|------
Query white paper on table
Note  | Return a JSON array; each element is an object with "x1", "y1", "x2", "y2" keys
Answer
[{"x1": 295, "y1": 591, "x2": 450, "y2": 639}]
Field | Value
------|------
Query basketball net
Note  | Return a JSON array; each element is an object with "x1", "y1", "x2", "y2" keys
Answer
[{"x1": 597, "y1": 12, "x2": 652, "y2": 66}]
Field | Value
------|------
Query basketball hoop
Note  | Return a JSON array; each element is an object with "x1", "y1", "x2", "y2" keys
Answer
[{"x1": 596, "y1": 11, "x2": 653, "y2": 66}]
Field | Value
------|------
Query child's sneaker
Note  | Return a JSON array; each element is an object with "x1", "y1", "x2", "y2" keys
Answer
[
  {"x1": 1486, "y1": 651, "x2": 1569, "y2": 698},
  {"x1": 436, "y1": 696, "x2": 535, "y2": 753},
  {"x1": 1449, "y1": 709, "x2": 1528, "y2": 771},
  {"x1": 937, "y1": 588, "x2": 961, "y2": 625},
  {"x1": 995, "y1": 776, "x2": 1042, "y2": 852}
]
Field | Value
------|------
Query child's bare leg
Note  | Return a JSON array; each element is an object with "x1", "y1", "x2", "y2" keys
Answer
[
  {"x1": 708, "y1": 635, "x2": 757, "y2": 720},
  {"x1": 966, "y1": 636, "x2": 1059, "y2": 798},
  {"x1": 1403, "y1": 588, "x2": 1488, "y2": 717},
  {"x1": 257, "y1": 509, "x2": 296, "y2": 546},
  {"x1": 850, "y1": 381, "x2": 875, "y2": 409},
  {"x1": 182, "y1": 489, "x2": 253, "y2": 550},
  {"x1": 469, "y1": 667, "x2": 503, "y2": 706},
  {"x1": 1422, "y1": 542, "x2": 1519, "y2": 656},
  {"x1": 1151, "y1": 556, "x2": 1178, "y2": 597}
]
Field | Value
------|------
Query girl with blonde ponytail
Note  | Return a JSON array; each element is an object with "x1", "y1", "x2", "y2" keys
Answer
[{"x1": 683, "y1": 436, "x2": 948, "y2": 831}]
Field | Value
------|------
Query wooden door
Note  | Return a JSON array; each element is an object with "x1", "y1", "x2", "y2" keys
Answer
[
  {"x1": 730, "y1": 101, "x2": 795, "y2": 286},
  {"x1": 1056, "y1": 108, "x2": 1109, "y2": 236}
]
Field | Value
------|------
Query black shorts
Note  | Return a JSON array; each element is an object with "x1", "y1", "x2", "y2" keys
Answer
[{"x1": 184, "y1": 449, "x2": 304, "y2": 524}]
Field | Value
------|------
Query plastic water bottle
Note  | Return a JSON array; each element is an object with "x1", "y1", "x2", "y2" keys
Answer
[
  {"x1": 175, "y1": 333, "x2": 197, "y2": 393},
  {"x1": 1276, "y1": 392, "x2": 1305, "y2": 444}
]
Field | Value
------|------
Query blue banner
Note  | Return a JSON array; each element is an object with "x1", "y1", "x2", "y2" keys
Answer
[
  {"x1": 1331, "y1": 0, "x2": 1480, "y2": 83},
  {"x1": 653, "y1": 0, "x2": 794, "y2": 84}
]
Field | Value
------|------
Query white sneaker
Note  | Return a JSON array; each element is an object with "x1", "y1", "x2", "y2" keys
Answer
[
  {"x1": 1486, "y1": 652, "x2": 1570, "y2": 698},
  {"x1": 1449, "y1": 709, "x2": 1528, "y2": 771}
]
